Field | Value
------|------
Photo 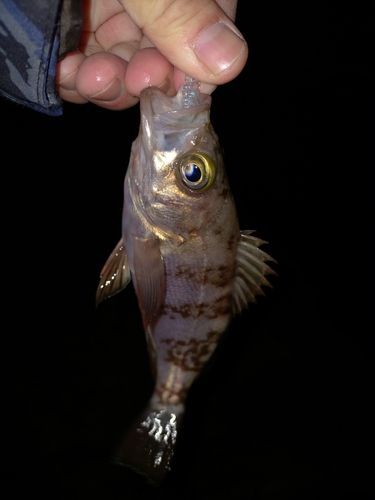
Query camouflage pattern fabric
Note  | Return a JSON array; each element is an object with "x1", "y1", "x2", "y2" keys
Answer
[{"x1": 0, "y1": 0, "x2": 82, "y2": 116}]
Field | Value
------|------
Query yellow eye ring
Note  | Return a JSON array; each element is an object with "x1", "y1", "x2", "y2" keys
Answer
[{"x1": 178, "y1": 151, "x2": 216, "y2": 192}]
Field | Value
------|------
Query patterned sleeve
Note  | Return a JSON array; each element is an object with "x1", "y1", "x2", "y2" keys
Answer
[{"x1": 0, "y1": 0, "x2": 82, "y2": 116}]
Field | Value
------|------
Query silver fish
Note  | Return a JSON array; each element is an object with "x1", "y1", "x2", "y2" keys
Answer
[{"x1": 96, "y1": 80, "x2": 276, "y2": 483}]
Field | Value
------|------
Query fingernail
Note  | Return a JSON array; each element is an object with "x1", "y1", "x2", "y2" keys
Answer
[
  {"x1": 87, "y1": 77, "x2": 124, "y2": 102},
  {"x1": 194, "y1": 22, "x2": 246, "y2": 75}
]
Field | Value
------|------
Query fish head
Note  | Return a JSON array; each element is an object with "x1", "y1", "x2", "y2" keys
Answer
[{"x1": 128, "y1": 85, "x2": 235, "y2": 241}]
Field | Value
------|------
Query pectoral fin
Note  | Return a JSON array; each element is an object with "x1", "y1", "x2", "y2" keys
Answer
[
  {"x1": 233, "y1": 230, "x2": 277, "y2": 314},
  {"x1": 96, "y1": 238, "x2": 131, "y2": 306},
  {"x1": 133, "y1": 237, "x2": 166, "y2": 330}
]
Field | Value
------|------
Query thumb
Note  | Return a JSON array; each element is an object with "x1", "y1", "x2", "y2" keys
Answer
[{"x1": 120, "y1": 0, "x2": 248, "y2": 85}]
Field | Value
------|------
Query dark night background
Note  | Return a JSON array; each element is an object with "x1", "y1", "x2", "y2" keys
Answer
[{"x1": 1, "y1": 2, "x2": 373, "y2": 499}]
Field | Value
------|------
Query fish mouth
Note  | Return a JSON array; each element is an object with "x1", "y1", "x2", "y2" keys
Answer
[{"x1": 140, "y1": 86, "x2": 211, "y2": 132}]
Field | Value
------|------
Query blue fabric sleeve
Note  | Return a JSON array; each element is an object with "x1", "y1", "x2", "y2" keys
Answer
[{"x1": 0, "y1": 0, "x2": 81, "y2": 116}]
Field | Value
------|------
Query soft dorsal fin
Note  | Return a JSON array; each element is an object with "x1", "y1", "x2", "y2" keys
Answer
[
  {"x1": 96, "y1": 238, "x2": 131, "y2": 306},
  {"x1": 233, "y1": 230, "x2": 277, "y2": 315},
  {"x1": 132, "y1": 236, "x2": 166, "y2": 330}
]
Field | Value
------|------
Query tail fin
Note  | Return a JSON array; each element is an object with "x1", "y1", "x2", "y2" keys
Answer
[{"x1": 113, "y1": 402, "x2": 185, "y2": 484}]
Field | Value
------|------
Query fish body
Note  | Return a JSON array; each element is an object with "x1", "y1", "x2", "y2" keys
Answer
[{"x1": 97, "y1": 84, "x2": 275, "y2": 482}]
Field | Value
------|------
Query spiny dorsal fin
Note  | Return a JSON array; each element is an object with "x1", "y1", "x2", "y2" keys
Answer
[
  {"x1": 233, "y1": 230, "x2": 277, "y2": 315},
  {"x1": 96, "y1": 238, "x2": 131, "y2": 306}
]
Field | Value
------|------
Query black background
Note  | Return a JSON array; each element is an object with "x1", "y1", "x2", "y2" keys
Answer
[{"x1": 1, "y1": 2, "x2": 373, "y2": 499}]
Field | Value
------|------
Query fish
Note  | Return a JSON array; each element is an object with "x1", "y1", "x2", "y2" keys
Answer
[{"x1": 96, "y1": 79, "x2": 276, "y2": 483}]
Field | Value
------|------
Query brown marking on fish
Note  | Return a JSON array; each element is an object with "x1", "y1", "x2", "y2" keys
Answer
[
  {"x1": 162, "y1": 291, "x2": 232, "y2": 321},
  {"x1": 155, "y1": 383, "x2": 189, "y2": 406},
  {"x1": 160, "y1": 308, "x2": 177, "y2": 320},
  {"x1": 173, "y1": 265, "x2": 201, "y2": 280},
  {"x1": 161, "y1": 336, "x2": 219, "y2": 372},
  {"x1": 202, "y1": 265, "x2": 233, "y2": 287},
  {"x1": 166, "y1": 304, "x2": 193, "y2": 319},
  {"x1": 226, "y1": 233, "x2": 237, "y2": 252},
  {"x1": 219, "y1": 186, "x2": 229, "y2": 199},
  {"x1": 206, "y1": 329, "x2": 222, "y2": 342},
  {"x1": 198, "y1": 294, "x2": 233, "y2": 319},
  {"x1": 172, "y1": 263, "x2": 232, "y2": 287}
]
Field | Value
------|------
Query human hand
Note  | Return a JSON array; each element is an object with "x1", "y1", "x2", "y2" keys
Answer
[{"x1": 57, "y1": 0, "x2": 247, "y2": 110}]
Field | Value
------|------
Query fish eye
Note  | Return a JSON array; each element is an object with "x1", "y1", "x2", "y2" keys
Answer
[{"x1": 178, "y1": 152, "x2": 216, "y2": 192}]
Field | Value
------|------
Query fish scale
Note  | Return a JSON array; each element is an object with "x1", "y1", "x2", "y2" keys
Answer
[{"x1": 96, "y1": 78, "x2": 276, "y2": 483}]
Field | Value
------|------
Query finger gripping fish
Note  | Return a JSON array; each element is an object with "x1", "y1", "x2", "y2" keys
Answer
[{"x1": 96, "y1": 81, "x2": 276, "y2": 483}]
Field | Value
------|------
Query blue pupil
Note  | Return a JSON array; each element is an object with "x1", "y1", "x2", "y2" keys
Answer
[{"x1": 185, "y1": 163, "x2": 202, "y2": 183}]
